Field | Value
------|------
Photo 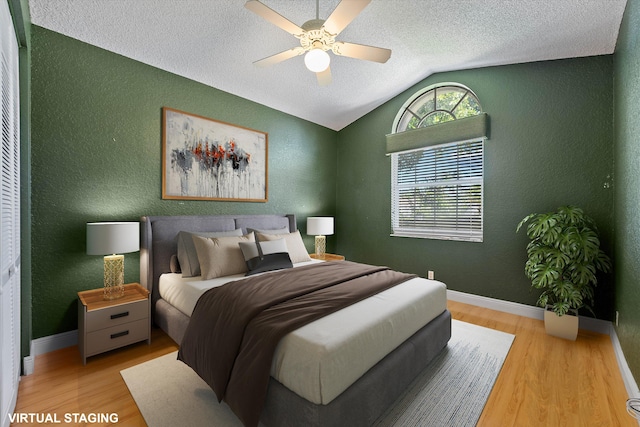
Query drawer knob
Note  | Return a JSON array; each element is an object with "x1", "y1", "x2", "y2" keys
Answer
[
  {"x1": 110, "y1": 330, "x2": 129, "y2": 339},
  {"x1": 110, "y1": 311, "x2": 129, "y2": 320}
]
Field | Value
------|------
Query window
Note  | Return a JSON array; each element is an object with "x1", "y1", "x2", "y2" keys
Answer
[
  {"x1": 394, "y1": 84, "x2": 482, "y2": 131},
  {"x1": 388, "y1": 83, "x2": 486, "y2": 242}
]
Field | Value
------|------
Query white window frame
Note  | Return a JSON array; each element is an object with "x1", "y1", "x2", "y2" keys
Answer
[
  {"x1": 390, "y1": 83, "x2": 484, "y2": 242},
  {"x1": 392, "y1": 82, "x2": 482, "y2": 132}
]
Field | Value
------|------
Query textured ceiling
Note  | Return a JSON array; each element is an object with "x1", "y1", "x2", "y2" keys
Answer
[{"x1": 29, "y1": 0, "x2": 628, "y2": 130}]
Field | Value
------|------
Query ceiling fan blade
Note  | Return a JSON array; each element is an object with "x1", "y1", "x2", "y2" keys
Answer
[
  {"x1": 254, "y1": 47, "x2": 305, "y2": 67},
  {"x1": 316, "y1": 66, "x2": 332, "y2": 86},
  {"x1": 332, "y1": 41, "x2": 391, "y2": 63},
  {"x1": 323, "y1": 0, "x2": 371, "y2": 35},
  {"x1": 245, "y1": 0, "x2": 305, "y2": 36}
]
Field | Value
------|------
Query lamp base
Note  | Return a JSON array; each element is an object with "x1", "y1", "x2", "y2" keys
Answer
[
  {"x1": 314, "y1": 235, "x2": 326, "y2": 258},
  {"x1": 103, "y1": 255, "x2": 125, "y2": 300}
]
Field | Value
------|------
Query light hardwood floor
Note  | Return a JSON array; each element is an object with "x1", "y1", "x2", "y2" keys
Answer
[{"x1": 12, "y1": 301, "x2": 636, "y2": 426}]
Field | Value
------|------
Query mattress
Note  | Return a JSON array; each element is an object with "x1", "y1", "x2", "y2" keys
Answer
[{"x1": 159, "y1": 262, "x2": 447, "y2": 405}]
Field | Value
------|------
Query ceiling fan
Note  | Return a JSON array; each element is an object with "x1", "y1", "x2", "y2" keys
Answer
[{"x1": 245, "y1": 0, "x2": 391, "y2": 86}]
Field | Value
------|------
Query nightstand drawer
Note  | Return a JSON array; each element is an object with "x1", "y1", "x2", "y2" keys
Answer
[
  {"x1": 86, "y1": 300, "x2": 148, "y2": 332},
  {"x1": 78, "y1": 283, "x2": 150, "y2": 364},
  {"x1": 85, "y1": 318, "x2": 149, "y2": 357}
]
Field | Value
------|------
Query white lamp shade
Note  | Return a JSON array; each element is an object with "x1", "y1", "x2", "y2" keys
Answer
[
  {"x1": 86, "y1": 222, "x2": 140, "y2": 255},
  {"x1": 307, "y1": 217, "x2": 334, "y2": 236},
  {"x1": 304, "y1": 49, "x2": 330, "y2": 73}
]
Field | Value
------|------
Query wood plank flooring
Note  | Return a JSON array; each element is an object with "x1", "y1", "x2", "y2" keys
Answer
[
  {"x1": 450, "y1": 301, "x2": 634, "y2": 427},
  {"x1": 13, "y1": 329, "x2": 177, "y2": 426},
  {"x1": 12, "y1": 301, "x2": 635, "y2": 426}
]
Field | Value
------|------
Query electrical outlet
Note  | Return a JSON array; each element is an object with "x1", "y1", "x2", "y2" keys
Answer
[
  {"x1": 616, "y1": 311, "x2": 619, "y2": 327},
  {"x1": 427, "y1": 270, "x2": 434, "y2": 280}
]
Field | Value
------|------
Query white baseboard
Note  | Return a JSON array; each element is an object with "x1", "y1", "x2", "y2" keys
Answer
[
  {"x1": 447, "y1": 289, "x2": 639, "y2": 400},
  {"x1": 31, "y1": 329, "x2": 77, "y2": 357},
  {"x1": 446, "y1": 289, "x2": 611, "y2": 334},
  {"x1": 447, "y1": 289, "x2": 544, "y2": 320},
  {"x1": 22, "y1": 330, "x2": 78, "y2": 377},
  {"x1": 610, "y1": 327, "x2": 640, "y2": 400},
  {"x1": 22, "y1": 342, "x2": 34, "y2": 376}
]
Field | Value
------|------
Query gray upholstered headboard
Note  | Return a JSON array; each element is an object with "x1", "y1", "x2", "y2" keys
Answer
[{"x1": 140, "y1": 214, "x2": 296, "y2": 313}]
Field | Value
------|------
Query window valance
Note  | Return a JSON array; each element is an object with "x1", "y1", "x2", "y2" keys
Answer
[{"x1": 386, "y1": 112, "x2": 489, "y2": 155}]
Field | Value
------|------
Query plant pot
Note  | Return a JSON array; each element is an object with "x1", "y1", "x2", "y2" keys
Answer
[{"x1": 543, "y1": 306, "x2": 578, "y2": 341}]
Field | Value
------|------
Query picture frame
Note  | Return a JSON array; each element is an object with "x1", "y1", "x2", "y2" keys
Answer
[{"x1": 162, "y1": 107, "x2": 268, "y2": 202}]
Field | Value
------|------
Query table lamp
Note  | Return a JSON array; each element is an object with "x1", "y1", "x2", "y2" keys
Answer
[
  {"x1": 87, "y1": 222, "x2": 140, "y2": 300},
  {"x1": 307, "y1": 217, "x2": 334, "y2": 258}
]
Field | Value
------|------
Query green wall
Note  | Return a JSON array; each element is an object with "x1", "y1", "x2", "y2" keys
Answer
[
  {"x1": 30, "y1": 26, "x2": 338, "y2": 339},
  {"x1": 336, "y1": 56, "x2": 615, "y2": 319},
  {"x1": 27, "y1": 11, "x2": 639, "y2": 390},
  {"x1": 614, "y1": 0, "x2": 640, "y2": 385}
]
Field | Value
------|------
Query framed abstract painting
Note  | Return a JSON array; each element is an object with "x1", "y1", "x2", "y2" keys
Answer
[{"x1": 162, "y1": 107, "x2": 268, "y2": 202}]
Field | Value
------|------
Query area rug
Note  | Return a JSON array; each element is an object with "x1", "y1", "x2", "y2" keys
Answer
[{"x1": 121, "y1": 320, "x2": 514, "y2": 427}]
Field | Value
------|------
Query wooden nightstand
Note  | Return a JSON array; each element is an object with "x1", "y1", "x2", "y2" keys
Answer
[
  {"x1": 310, "y1": 253, "x2": 345, "y2": 261},
  {"x1": 78, "y1": 283, "x2": 150, "y2": 364}
]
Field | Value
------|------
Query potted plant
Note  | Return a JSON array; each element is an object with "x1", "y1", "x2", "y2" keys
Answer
[{"x1": 516, "y1": 206, "x2": 611, "y2": 340}]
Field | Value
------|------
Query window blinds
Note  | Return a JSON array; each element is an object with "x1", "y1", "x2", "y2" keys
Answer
[{"x1": 391, "y1": 139, "x2": 483, "y2": 241}]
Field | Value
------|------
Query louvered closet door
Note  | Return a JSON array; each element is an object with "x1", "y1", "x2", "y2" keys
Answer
[{"x1": 0, "y1": 0, "x2": 21, "y2": 426}]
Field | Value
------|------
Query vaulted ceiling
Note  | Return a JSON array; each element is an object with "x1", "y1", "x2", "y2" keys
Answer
[{"x1": 29, "y1": 0, "x2": 628, "y2": 130}]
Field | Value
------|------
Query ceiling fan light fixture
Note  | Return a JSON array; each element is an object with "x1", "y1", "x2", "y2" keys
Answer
[
  {"x1": 304, "y1": 48, "x2": 330, "y2": 73},
  {"x1": 246, "y1": 0, "x2": 391, "y2": 84}
]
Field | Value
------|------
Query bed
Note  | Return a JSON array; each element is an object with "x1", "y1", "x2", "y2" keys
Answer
[{"x1": 140, "y1": 214, "x2": 451, "y2": 427}]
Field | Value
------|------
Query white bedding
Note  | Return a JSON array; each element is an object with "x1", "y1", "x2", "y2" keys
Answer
[{"x1": 159, "y1": 262, "x2": 447, "y2": 405}]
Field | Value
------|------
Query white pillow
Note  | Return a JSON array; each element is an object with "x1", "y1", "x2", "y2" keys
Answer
[
  {"x1": 256, "y1": 230, "x2": 312, "y2": 264},
  {"x1": 192, "y1": 233, "x2": 255, "y2": 279},
  {"x1": 177, "y1": 229, "x2": 243, "y2": 277},
  {"x1": 248, "y1": 226, "x2": 290, "y2": 235}
]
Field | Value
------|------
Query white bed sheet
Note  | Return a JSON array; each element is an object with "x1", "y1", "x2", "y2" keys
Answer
[
  {"x1": 158, "y1": 260, "x2": 323, "y2": 317},
  {"x1": 159, "y1": 262, "x2": 447, "y2": 405}
]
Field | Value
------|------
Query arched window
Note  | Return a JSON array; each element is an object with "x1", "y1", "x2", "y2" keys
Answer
[
  {"x1": 394, "y1": 84, "x2": 482, "y2": 132},
  {"x1": 387, "y1": 83, "x2": 487, "y2": 242}
]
